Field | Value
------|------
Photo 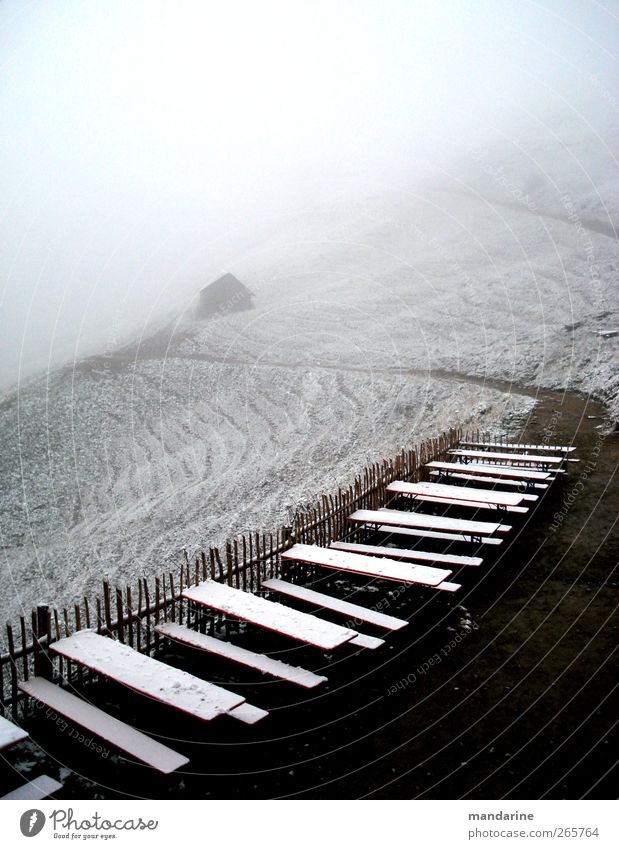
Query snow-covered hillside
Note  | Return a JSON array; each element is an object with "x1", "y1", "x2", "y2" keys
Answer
[{"x1": 0, "y1": 108, "x2": 617, "y2": 627}]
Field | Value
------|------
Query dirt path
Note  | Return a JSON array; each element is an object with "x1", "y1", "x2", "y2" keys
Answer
[{"x1": 90, "y1": 347, "x2": 553, "y2": 403}]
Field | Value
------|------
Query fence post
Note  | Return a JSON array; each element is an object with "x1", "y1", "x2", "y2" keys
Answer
[
  {"x1": 226, "y1": 542, "x2": 233, "y2": 586},
  {"x1": 34, "y1": 604, "x2": 53, "y2": 680},
  {"x1": 115, "y1": 589, "x2": 125, "y2": 643},
  {"x1": 6, "y1": 625, "x2": 19, "y2": 718}
]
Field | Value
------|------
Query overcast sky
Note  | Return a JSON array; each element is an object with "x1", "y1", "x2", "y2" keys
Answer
[{"x1": 1, "y1": 0, "x2": 617, "y2": 389}]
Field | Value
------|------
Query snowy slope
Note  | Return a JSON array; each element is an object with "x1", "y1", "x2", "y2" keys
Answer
[{"x1": 0, "y1": 108, "x2": 616, "y2": 628}]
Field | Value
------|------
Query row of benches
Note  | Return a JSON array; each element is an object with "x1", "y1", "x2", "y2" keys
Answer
[
  {"x1": 2, "y1": 439, "x2": 570, "y2": 795},
  {"x1": 0, "y1": 561, "x2": 415, "y2": 786}
]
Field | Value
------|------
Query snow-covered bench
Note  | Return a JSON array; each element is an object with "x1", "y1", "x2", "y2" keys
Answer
[
  {"x1": 262, "y1": 578, "x2": 409, "y2": 630},
  {"x1": 0, "y1": 714, "x2": 28, "y2": 750},
  {"x1": 427, "y1": 581, "x2": 461, "y2": 593},
  {"x1": 1, "y1": 775, "x2": 62, "y2": 801},
  {"x1": 387, "y1": 480, "x2": 525, "y2": 506},
  {"x1": 397, "y1": 492, "x2": 528, "y2": 514},
  {"x1": 459, "y1": 440, "x2": 575, "y2": 453},
  {"x1": 375, "y1": 523, "x2": 504, "y2": 546},
  {"x1": 19, "y1": 677, "x2": 189, "y2": 773},
  {"x1": 349, "y1": 508, "x2": 510, "y2": 545},
  {"x1": 155, "y1": 622, "x2": 327, "y2": 689},
  {"x1": 182, "y1": 580, "x2": 382, "y2": 650},
  {"x1": 449, "y1": 449, "x2": 564, "y2": 471},
  {"x1": 49, "y1": 630, "x2": 267, "y2": 725},
  {"x1": 428, "y1": 469, "x2": 543, "y2": 495},
  {"x1": 386, "y1": 480, "x2": 528, "y2": 514},
  {"x1": 281, "y1": 543, "x2": 452, "y2": 587},
  {"x1": 426, "y1": 461, "x2": 552, "y2": 483},
  {"x1": 329, "y1": 540, "x2": 483, "y2": 567}
]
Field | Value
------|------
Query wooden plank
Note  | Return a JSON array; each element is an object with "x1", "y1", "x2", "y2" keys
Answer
[
  {"x1": 387, "y1": 480, "x2": 524, "y2": 506},
  {"x1": 281, "y1": 543, "x2": 452, "y2": 587},
  {"x1": 349, "y1": 508, "x2": 507, "y2": 536},
  {"x1": 428, "y1": 469, "x2": 545, "y2": 493},
  {"x1": 227, "y1": 703, "x2": 269, "y2": 725},
  {"x1": 375, "y1": 524, "x2": 503, "y2": 545},
  {"x1": 349, "y1": 633, "x2": 385, "y2": 650},
  {"x1": 262, "y1": 578, "x2": 409, "y2": 630},
  {"x1": 427, "y1": 461, "x2": 551, "y2": 481},
  {"x1": 329, "y1": 540, "x2": 483, "y2": 567},
  {"x1": 390, "y1": 491, "x2": 528, "y2": 514},
  {"x1": 182, "y1": 580, "x2": 357, "y2": 651},
  {"x1": 435, "y1": 581, "x2": 461, "y2": 593},
  {"x1": 50, "y1": 630, "x2": 245, "y2": 722},
  {"x1": 460, "y1": 440, "x2": 575, "y2": 453},
  {"x1": 18, "y1": 678, "x2": 188, "y2": 774},
  {"x1": 449, "y1": 449, "x2": 564, "y2": 465},
  {"x1": 2, "y1": 775, "x2": 62, "y2": 801},
  {"x1": 155, "y1": 622, "x2": 327, "y2": 689},
  {"x1": 0, "y1": 715, "x2": 28, "y2": 750}
]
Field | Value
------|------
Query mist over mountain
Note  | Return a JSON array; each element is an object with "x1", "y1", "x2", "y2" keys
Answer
[
  {"x1": 2, "y1": 0, "x2": 617, "y2": 389},
  {"x1": 0, "y1": 1, "x2": 617, "y2": 625}
]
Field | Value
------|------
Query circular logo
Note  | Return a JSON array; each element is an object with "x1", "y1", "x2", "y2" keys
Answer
[{"x1": 20, "y1": 809, "x2": 46, "y2": 837}]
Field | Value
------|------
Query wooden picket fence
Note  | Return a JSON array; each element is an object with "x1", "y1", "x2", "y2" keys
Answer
[{"x1": 0, "y1": 426, "x2": 465, "y2": 719}]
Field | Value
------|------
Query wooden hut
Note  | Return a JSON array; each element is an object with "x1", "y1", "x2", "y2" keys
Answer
[{"x1": 197, "y1": 273, "x2": 253, "y2": 318}]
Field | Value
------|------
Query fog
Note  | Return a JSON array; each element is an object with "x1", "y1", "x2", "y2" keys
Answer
[{"x1": 1, "y1": 0, "x2": 616, "y2": 390}]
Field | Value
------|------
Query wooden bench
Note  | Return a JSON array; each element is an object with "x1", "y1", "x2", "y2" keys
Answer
[
  {"x1": 387, "y1": 483, "x2": 529, "y2": 514},
  {"x1": 0, "y1": 714, "x2": 28, "y2": 750},
  {"x1": 262, "y1": 578, "x2": 409, "y2": 630},
  {"x1": 449, "y1": 449, "x2": 564, "y2": 471},
  {"x1": 428, "y1": 469, "x2": 545, "y2": 494},
  {"x1": 393, "y1": 492, "x2": 528, "y2": 514},
  {"x1": 459, "y1": 440, "x2": 575, "y2": 453},
  {"x1": 330, "y1": 540, "x2": 483, "y2": 567},
  {"x1": 349, "y1": 508, "x2": 510, "y2": 545},
  {"x1": 375, "y1": 523, "x2": 504, "y2": 546},
  {"x1": 155, "y1": 622, "x2": 327, "y2": 689},
  {"x1": 50, "y1": 630, "x2": 267, "y2": 725},
  {"x1": 387, "y1": 480, "x2": 525, "y2": 507},
  {"x1": 183, "y1": 580, "x2": 371, "y2": 651},
  {"x1": 281, "y1": 543, "x2": 452, "y2": 586},
  {"x1": 427, "y1": 461, "x2": 552, "y2": 483},
  {"x1": 432, "y1": 581, "x2": 461, "y2": 593},
  {"x1": 346, "y1": 633, "x2": 385, "y2": 650},
  {"x1": 19, "y1": 677, "x2": 189, "y2": 773},
  {"x1": 227, "y1": 703, "x2": 271, "y2": 723},
  {"x1": 1, "y1": 775, "x2": 62, "y2": 801}
]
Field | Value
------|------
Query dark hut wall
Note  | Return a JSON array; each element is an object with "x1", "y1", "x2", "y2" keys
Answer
[{"x1": 198, "y1": 273, "x2": 253, "y2": 318}]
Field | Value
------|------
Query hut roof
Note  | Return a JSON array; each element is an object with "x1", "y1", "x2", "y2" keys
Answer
[{"x1": 200, "y1": 272, "x2": 247, "y2": 296}]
